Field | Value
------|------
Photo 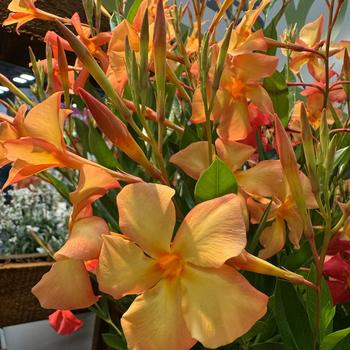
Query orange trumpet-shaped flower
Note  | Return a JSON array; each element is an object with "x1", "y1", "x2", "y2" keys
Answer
[
  {"x1": 246, "y1": 172, "x2": 318, "y2": 259},
  {"x1": 288, "y1": 15, "x2": 326, "y2": 80},
  {"x1": 0, "y1": 93, "x2": 141, "y2": 189},
  {"x1": 3, "y1": 0, "x2": 67, "y2": 31},
  {"x1": 32, "y1": 216, "x2": 109, "y2": 309},
  {"x1": 97, "y1": 183, "x2": 268, "y2": 350},
  {"x1": 192, "y1": 49, "x2": 277, "y2": 141}
]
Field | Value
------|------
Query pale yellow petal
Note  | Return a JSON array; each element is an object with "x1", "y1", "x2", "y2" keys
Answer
[
  {"x1": 117, "y1": 183, "x2": 175, "y2": 257},
  {"x1": 180, "y1": 264, "x2": 268, "y2": 348},
  {"x1": 172, "y1": 194, "x2": 246, "y2": 268},
  {"x1": 121, "y1": 279, "x2": 196, "y2": 350},
  {"x1": 97, "y1": 235, "x2": 162, "y2": 299}
]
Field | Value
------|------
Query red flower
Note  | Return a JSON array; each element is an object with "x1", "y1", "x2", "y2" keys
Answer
[
  {"x1": 48, "y1": 310, "x2": 84, "y2": 335},
  {"x1": 323, "y1": 254, "x2": 350, "y2": 305}
]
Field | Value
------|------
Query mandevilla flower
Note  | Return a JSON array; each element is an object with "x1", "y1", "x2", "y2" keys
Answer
[{"x1": 97, "y1": 183, "x2": 268, "y2": 349}]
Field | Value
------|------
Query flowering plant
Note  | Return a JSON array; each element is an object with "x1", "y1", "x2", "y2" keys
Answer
[{"x1": 1, "y1": 0, "x2": 350, "y2": 349}]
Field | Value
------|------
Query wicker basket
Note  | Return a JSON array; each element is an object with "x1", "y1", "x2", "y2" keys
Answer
[{"x1": 0, "y1": 253, "x2": 53, "y2": 327}]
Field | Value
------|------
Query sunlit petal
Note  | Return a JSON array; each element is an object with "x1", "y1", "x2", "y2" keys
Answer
[
  {"x1": 117, "y1": 183, "x2": 175, "y2": 257},
  {"x1": 97, "y1": 235, "x2": 161, "y2": 299},
  {"x1": 172, "y1": 194, "x2": 246, "y2": 268},
  {"x1": 180, "y1": 264, "x2": 267, "y2": 348},
  {"x1": 121, "y1": 279, "x2": 196, "y2": 350}
]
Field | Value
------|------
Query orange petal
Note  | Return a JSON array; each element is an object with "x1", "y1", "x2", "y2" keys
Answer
[
  {"x1": 32, "y1": 259, "x2": 98, "y2": 309},
  {"x1": 236, "y1": 160, "x2": 285, "y2": 198},
  {"x1": 3, "y1": 138, "x2": 63, "y2": 163},
  {"x1": 55, "y1": 216, "x2": 109, "y2": 261},
  {"x1": 169, "y1": 141, "x2": 213, "y2": 180},
  {"x1": 233, "y1": 53, "x2": 278, "y2": 82},
  {"x1": 121, "y1": 279, "x2": 196, "y2": 350},
  {"x1": 217, "y1": 97, "x2": 251, "y2": 141},
  {"x1": 172, "y1": 194, "x2": 246, "y2": 268},
  {"x1": 180, "y1": 264, "x2": 268, "y2": 348},
  {"x1": 70, "y1": 164, "x2": 120, "y2": 220},
  {"x1": 97, "y1": 235, "x2": 161, "y2": 299},
  {"x1": 285, "y1": 208, "x2": 304, "y2": 249},
  {"x1": 215, "y1": 138, "x2": 254, "y2": 171},
  {"x1": 23, "y1": 92, "x2": 67, "y2": 151},
  {"x1": 245, "y1": 85, "x2": 274, "y2": 114},
  {"x1": 259, "y1": 217, "x2": 286, "y2": 259},
  {"x1": 117, "y1": 183, "x2": 175, "y2": 257},
  {"x1": 190, "y1": 86, "x2": 206, "y2": 124}
]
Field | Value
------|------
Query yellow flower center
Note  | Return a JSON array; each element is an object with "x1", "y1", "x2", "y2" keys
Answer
[{"x1": 156, "y1": 253, "x2": 184, "y2": 279}]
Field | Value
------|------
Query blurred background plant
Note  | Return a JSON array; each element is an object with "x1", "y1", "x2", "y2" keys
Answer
[{"x1": 0, "y1": 181, "x2": 70, "y2": 256}]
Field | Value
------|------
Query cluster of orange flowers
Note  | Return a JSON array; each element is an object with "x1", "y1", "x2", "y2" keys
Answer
[{"x1": 1, "y1": 0, "x2": 350, "y2": 349}]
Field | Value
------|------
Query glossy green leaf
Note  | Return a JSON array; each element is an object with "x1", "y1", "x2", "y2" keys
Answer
[
  {"x1": 321, "y1": 328, "x2": 350, "y2": 350},
  {"x1": 102, "y1": 333, "x2": 127, "y2": 350},
  {"x1": 88, "y1": 126, "x2": 120, "y2": 169},
  {"x1": 274, "y1": 281, "x2": 313, "y2": 350},
  {"x1": 126, "y1": 0, "x2": 143, "y2": 21},
  {"x1": 263, "y1": 71, "x2": 289, "y2": 126},
  {"x1": 194, "y1": 157, "x2": 237, "y2": 203}
]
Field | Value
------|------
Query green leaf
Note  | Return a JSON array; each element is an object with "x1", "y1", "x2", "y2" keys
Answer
[
  {"x1": 285, "y1": 0, "x2": 313, "y2": 30},
  {"x1": 102, "y1": 333, "x2": 127, "y2": 350},
  {"x1": 322, "y1": 328, "x2": 350, "y2": 350},
  {"x1": 110, "y1": 11, "x2": 124, "y2": 30},
  {"x1": 74, "y1": 117, "x2": 90, "y2": 156},
  {"x1": 306, "y1": 265, "x2": 336, "y2": 341},
  {"x1": 263, "y1": 71, "x2": 289, "y2": 126},
  {"x1": 273, "y1": 281, "x2": 313, "y2": 350},
  {"x1": 124, "y1": 0, "x2": 142, "y2": 20},
  {"x1": 39, "y1": 171, "x2": 71, "y2": 202},
  {"x1": 194, "y1": 157, "x2": 237, "y2": 203},
  {"x1": 88, "y1": 126, "x2": 120, "y2": 169},
  {"x1": 250, "y1": 343, "x2": 285, "y2": 350}
]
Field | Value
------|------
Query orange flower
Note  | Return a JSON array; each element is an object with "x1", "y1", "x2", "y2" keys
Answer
[
  {"x1": 97, "y1": 183, "x2": 267, "y2": 349},
  {"x1": 170, "y1": 139, "x2": 283, "y2": 198},
  {"x1": 3, "y1": 0, "x2": 67, "y2": 31},
  {"x1": 291, "y1": 81, "x2": 346, "y2": 129},
  {"x1": 0, "y1": 93, "x2": 141, "y2": 189},
  {"x1": 288, "y1": 15, "x2": 327, "y2": 81},
  {"x1": 191, "y1": 48, "x2": 277, "y2": 141},
  {"x1": 246, "y1": 170, "x2": 318, "y2": 259},
  {"x1": 32, "y1": 216, "x2": 109, "y2": 309},
  {"x1": 44, "y1": 13, "x2": 111, "y2": 92}
]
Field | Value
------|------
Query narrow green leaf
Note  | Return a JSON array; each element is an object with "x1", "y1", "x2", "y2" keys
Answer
[
  {"x1": 126, "y1": 0, "x2": 143, "y2": 21},
  {"x1": 102, "y1": 333, "x2": 127, "y2": 350},
  {"x1": 88, "y1": 126, "x2": 120, "y2": 169},
  {"x1": 194, "y1": 157, "x2": 237, "y2": 203},
  {"x1": 274, "y1": 281, "x2": 313, "y2": 350},
  {"x1": 321, "y1": 328, "x2": 350, "y2": 350}
]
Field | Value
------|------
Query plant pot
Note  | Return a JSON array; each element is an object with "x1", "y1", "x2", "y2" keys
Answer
[{"x1": 0, "y1": 253, "x2": 53, "y2": 327}]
